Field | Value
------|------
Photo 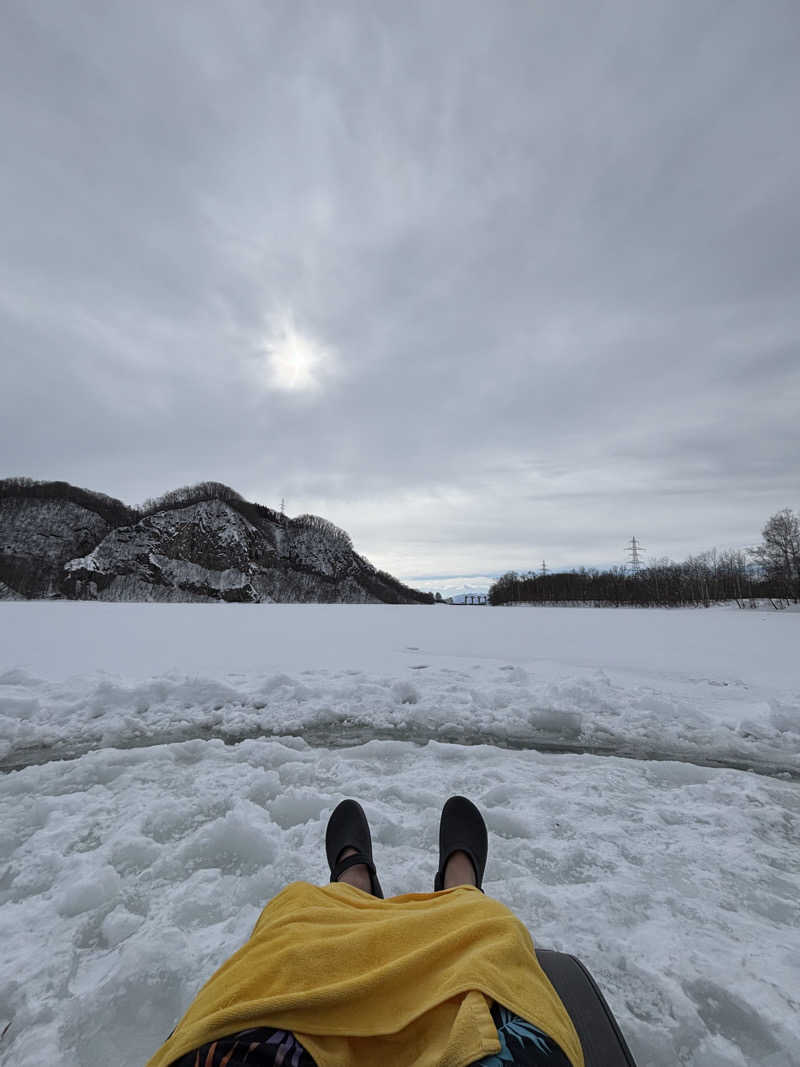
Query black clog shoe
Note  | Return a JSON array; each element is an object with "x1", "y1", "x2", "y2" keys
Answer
[
  {"x1": 433, "y1": 795, "x2": 488, "y2": 892},
  {"x1": 325, "y1": 799, "x2": 384, "y2": 898}
]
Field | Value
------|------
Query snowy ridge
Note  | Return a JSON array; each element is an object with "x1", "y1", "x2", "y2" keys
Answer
[
  {"x1": 1, "y1": 664, "x2": 798, "y2": 779},
  {"x1": 1, "y1": 603, "x2": 798, "y2": 778}
]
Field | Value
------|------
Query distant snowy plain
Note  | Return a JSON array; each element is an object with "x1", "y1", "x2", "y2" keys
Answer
[{"x1": 1, "y1": 603, "x2": 798, "y2": 1066}]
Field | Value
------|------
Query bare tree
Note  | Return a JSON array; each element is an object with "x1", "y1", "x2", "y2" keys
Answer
[{"x1": 750, "y1": 508, "x2": 800, "y2": 601}]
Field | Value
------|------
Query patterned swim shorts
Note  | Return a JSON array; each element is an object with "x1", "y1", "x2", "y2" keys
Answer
[{"x1": 172, "y1": 1002, "x2": 571, "y2": 1066}]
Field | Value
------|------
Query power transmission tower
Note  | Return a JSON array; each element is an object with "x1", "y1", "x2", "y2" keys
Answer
[
  {"x1": 626, "y1": 536, "x2": 645, "y2": 573},
  {"x1": 540, "y1": 560, "x2": 547, "y2": 577},
  {"x1": 280, "y1": 498, "x2": 287, "y2": 526}
]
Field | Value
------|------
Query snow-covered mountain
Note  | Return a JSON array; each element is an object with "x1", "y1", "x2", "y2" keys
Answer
[
  {"x1": 0, "y1": 479, "x2": 432, "y2": 605},
  {"x1": 0, "y1": 491, "x2": 124, "y2": 598}
]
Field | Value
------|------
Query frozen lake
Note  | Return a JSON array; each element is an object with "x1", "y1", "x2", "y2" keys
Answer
[{"x1": 1, "y1": 603, "x2": 798, "y2": 1066}]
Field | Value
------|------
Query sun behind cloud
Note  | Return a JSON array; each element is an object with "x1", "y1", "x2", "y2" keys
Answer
[{"x1": 260, "y1": 312, "x2": 334, "y2": 394}]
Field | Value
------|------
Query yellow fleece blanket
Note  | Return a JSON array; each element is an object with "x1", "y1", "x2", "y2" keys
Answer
[{"x1": 147, "y1": 882, "x2": 584, "y2": 1067}]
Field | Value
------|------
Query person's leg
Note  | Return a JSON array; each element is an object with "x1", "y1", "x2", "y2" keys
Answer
[
  {"x1": 325, "y1": 800, "x2": 384, "y2": 897},
  {"x1": 436, "y1": 801, "x2": 574, "y2": 1067},
  {"x1": 326, "y1": 796, "x2": 484, "y2": 895},
  {"x1": 434, "y1": 796, "x2": 488, "y2": 892},
  {"x1": 442, "y1": 849, "x2": 478, "y2": 888},
  {"x1": 334, "y1": 845, "x2": 372, "y2": 893}
]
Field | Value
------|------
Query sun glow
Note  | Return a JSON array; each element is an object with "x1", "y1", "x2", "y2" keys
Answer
[{"x1": 261, "y1": 314, "x2": 331, "y2": 393}]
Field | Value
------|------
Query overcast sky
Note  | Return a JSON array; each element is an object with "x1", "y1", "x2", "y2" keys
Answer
[{"x1": 2, "y1": 2, "x2": 798, "y2": 589}]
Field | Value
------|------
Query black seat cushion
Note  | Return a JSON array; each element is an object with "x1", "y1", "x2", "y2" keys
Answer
[{"x1": 535, "y1": 949, "x2": 638, "y2": 1067}]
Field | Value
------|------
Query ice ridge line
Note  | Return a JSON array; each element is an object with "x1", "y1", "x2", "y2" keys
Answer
[{"x1": 1, "y1": 724, "x2": 797, "y2": 781}]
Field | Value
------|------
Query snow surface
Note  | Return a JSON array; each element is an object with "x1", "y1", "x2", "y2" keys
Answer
[{"x1": 0, "y1": 603, "x2": 798, "y2": 1066}]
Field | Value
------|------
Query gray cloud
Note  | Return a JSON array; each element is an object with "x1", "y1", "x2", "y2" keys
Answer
[{"x1": 2, "y1": 1, "x2": 798, "y2": 583}]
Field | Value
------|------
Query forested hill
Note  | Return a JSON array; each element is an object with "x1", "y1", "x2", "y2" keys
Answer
[{"x1": 0, "y1": 478, "x2": 433, "y2": 605}]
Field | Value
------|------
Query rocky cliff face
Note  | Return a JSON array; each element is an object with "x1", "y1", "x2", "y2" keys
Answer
[
  {"x1": 62, "y1": 498, "x2": 357, "y2": 603},
  {"x1": 0, "y1": 496, "x2": 116, "y2": 598},
  {"x1": 0, "y1": 481, "x2": 432, "y2": 605}
]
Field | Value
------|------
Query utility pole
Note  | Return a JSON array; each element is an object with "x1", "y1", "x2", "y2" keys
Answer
[{"x1": 626, "y1": 536, "x2": 645, "y2": 574}]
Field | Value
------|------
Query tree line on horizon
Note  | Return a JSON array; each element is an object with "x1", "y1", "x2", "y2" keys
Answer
[{"x1": 488, "y1": 508, "x2": 800, "y2": 608}]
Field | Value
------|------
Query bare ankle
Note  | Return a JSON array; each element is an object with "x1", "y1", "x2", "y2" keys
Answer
[
  {"x1": 443, "y1": 850, "x2": 476, "y2": 889},
  {"x1": 336, "y1": 847, "x2": 372, "y2": 893}
]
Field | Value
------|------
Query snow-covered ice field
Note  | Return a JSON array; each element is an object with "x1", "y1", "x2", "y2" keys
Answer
[{"x1": 1, "y1": 603, "x2": 798, "y2": 1066}]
